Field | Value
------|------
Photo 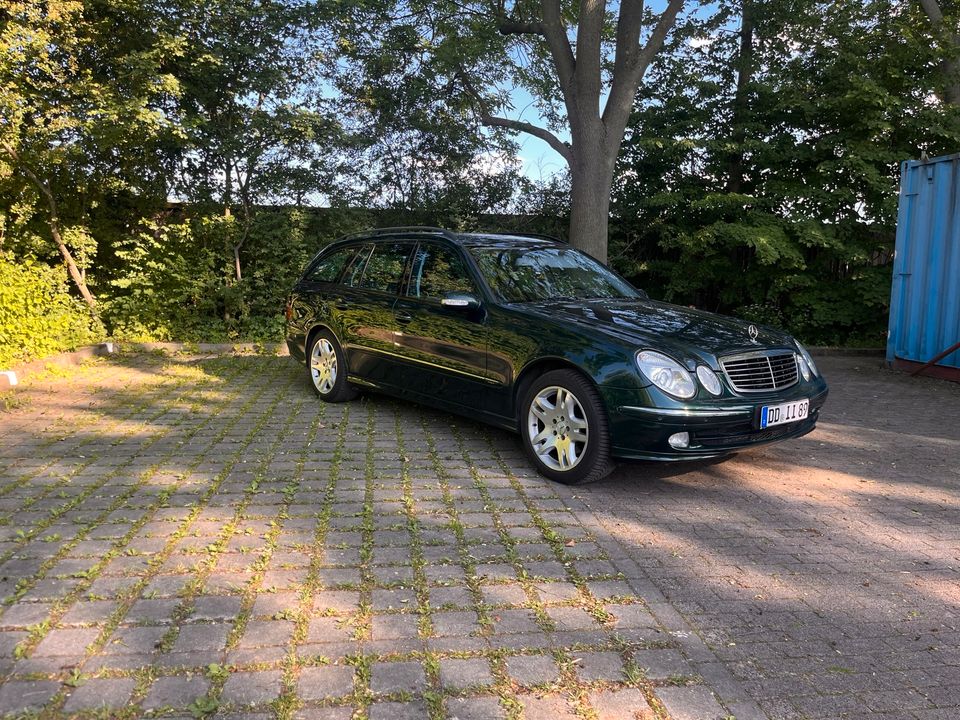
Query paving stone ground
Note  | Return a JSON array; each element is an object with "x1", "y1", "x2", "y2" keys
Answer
[{"x1": 0, "y1": 352, "x2": 956, "y2": 719}]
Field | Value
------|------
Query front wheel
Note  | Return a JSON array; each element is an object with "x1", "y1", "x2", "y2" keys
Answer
[
  {"x1": 307, "y1": 331, "x2": 357, "y2": 402},
  {"x1": 520, "y1": 369, "x2": 615, "y2": 485}
]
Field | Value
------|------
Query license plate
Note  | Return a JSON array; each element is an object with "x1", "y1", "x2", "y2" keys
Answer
[{"x1": 760, "y1": 399, "x2": 809, "y2": 428}]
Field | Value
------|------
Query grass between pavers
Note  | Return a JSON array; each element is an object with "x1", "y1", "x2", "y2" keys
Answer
[
  {"x1": 274, "y1": 402, "x2": 348, "y2": 719},
  {"x1": 34, "y1": 360, "x2": 296, "y2": 715},
  {"x1": 6, "y1": 359, "x2": 255, "y2": 639},
  {"x1": 0, "y1": 360, "x2": 230, "y2": 572},
  {"x1": 0, "y1": 357, "x2": 712, "y2": 720}
]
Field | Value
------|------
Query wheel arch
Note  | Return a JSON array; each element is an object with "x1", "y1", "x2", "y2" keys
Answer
[
  {"x1": 513, "y1": 357, "x2": 607, "y2": 429},
  {"x1": 304, "y1": 323, "x2": 341, "y2": 361}
]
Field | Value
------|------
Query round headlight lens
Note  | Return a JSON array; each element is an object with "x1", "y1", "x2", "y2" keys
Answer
[
  {"x1": 797, "y1": 354, "x2": 811, "y2": 381},
  {"x1": 795, "y1": 341, "x2": 818, "y2": 378},
  {"x1": 696, "y1": 365, "x2": 723, "y2": 396},
  {"x1": 637, "y1": 351, "x2": 696, "y2": 399}
]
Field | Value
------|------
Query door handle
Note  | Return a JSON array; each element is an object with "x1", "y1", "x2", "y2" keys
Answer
[{"x1": 396, "y1": 312, "x2": 413, "y2": 324}]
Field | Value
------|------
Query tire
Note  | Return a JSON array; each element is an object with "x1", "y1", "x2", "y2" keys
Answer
[
  {"x1": 520, "y1": 369, "x2": 615, "y2": 485},
  {"x1": 306, "y1": 330, "x2": 357, "y2": 402}
]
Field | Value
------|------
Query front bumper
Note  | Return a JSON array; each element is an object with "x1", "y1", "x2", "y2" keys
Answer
[{"x1": 604, "y1": 382, "x2": 829, "y2": 461}]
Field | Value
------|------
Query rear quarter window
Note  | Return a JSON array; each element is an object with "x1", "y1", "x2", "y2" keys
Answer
[{"x1": 304, "y1": 246, "x2": 357, "y2": 284}]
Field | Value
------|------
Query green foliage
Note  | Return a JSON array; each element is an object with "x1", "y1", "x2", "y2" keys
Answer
[
  {"x1": 0, "y1": 253, "x2": 104, "y2": 366},
  {"x1": 611, "y1": 0, "x2": 960, "y2": 346}
]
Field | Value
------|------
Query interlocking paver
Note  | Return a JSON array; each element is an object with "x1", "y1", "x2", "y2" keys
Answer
[
  {"x1": 0, "y1": 353, "x2": 956, "y2": 719},
  {"x1": 369, "y1": 660, "x2": 427, "y2": 694},
  {"x1": 438, "y1": 657, "x2": 494, "y2": 688},
  {"x1": 221, "y1": 669, "x2": 283, "y2": 705},
  {"x1": 444, "y1": 695, "x2": 505, "y2": 719},
  {"x1": 655, "y1": 686, "x2": 728, "y2": 720},
  {"x1": 62, "y1": 677, "x2": 136, "y2": 712},
  {"x1": 506, "y1": 653, "x2": 560, "y2": 685},
  {"x1": 142, "y1": 675, "x2": 211, "y2": 709},
  {"x1": 588, "y1": 687, "x2": 654, "y2": 720},
  {"x1": 574, "y1": 650, "x2": 625, "y2": 682},
  {"x1": 298, "y1": 664, "x2": 355, "y2": 700}
]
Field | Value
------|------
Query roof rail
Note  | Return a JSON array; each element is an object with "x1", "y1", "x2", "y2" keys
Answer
[{"x1": 340, "y1": 226, "x2": 458, "y2": 242}]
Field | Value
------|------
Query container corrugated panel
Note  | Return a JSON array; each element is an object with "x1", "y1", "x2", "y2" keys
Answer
[{"x1": 887, "y1": 154, "x2": 960, "y2": 371}]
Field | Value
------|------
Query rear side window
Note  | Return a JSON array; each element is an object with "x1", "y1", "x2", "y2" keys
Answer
[
  {"x1": 304, "y1": 246, "x2": 356, "y2": 283},
  {"x1": 349, "y1": 242, "x2": 413, "y2": 294}
]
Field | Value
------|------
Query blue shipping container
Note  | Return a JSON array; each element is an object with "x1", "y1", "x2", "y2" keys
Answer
[{"x1": 887, "y1": 153, "x2": 960, "y2": 376}]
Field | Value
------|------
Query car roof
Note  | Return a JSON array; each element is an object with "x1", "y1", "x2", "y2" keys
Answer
[{"x1": 338, "y1": 226, "x2": 565, "y2": 250}]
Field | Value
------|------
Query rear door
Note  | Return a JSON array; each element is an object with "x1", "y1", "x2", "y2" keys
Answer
[
  {"x1": 391, "y1": 241, "x2": 490, "y2": 408},
  {"x1": 336, "y1": 240, "x2": 415, "y2": 387}
]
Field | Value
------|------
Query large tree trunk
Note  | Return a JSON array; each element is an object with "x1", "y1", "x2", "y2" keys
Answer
[
  {"x1": 727, "y1": 0, "x2": 754, "y2": 193},
  {"x1": 916, "y1": 0, "x2": 960, "y2": 105},
  {"x1": 569, "y1": 142, "x2": 615, "y2": 263}
]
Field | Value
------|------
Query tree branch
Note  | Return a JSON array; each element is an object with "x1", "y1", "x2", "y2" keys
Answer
[
  {"x1": 481, "y1": 114, "x2": 572, "y2": 163},
  {"x1": 603, "y1": 0, "x2": 685, "y2": 132},
  {"x1": 0, "y1": 140, "x2": 98, "y2": 310},
  {"x1": 498, "y1": 19, "x2": 544, "y2": 36},
  {"x1": 914, "y1": 0, "x2": 960, "y2": 105},
  {"x1": 539, "y1": 0, "x2": 576, "y2": 95},
  {"x1": 574, "y1": 0, "x2": 605, "y2": 110},
  {"x1": 611, "y1": 0, "x2": 644, "y2": 83},
  {"x1": 457, "y1": 67, "x2": 572, "y2": 163},
  {"x1": 917, "y1": 0, "x2": 944, "y2": 23}
]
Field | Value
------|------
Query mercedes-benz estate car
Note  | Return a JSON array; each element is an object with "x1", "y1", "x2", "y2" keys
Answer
[{"x1": 285, "y1": 227, "x2": 828, "y2": 484}]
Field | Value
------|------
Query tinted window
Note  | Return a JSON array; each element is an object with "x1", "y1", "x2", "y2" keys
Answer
[
  {"x1": 469, "y1": 246, "x2": 639, "y2": 303},
  {"x1": 305, "y1": 246, "x2": 356, "y2": 283},
  {"x1": 343, "y1": 244, "x2": 373, "y2": 287},
  {"x1": 350, "y1": 242, "x2": 412, "y2": 293},
  {"x1": 407, "y1": 244, "x2": 476, "y2": 300}
]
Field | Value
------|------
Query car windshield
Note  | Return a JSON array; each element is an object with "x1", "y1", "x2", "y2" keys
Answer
[{"x1": 469, "y1": 246, "x2": 641, "y2": 303}]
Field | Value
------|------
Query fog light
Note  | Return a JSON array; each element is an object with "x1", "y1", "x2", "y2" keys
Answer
[{"x1": 668, "y1": 432, "x2": 690, "y2": 449}]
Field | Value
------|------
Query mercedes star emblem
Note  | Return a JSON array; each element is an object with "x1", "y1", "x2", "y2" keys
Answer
[{"x1": 748, "y1": 324, "x2": 759, "y2": 341}]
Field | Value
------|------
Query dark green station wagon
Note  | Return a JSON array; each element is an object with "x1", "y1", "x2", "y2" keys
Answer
[{"x1": 285, "y1": 227, "x2": 828, "y2": 484}]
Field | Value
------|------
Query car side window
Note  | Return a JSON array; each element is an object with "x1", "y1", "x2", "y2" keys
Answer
[
  {"x1": 407, "y1": 244, "x2": 477, "y2": 300},
  {"x1": 304, "y1": 246, "x2": 356, "y2": 284},
  {"x1": 349, "y1": 242, "x2": 412, "y2": 294}
]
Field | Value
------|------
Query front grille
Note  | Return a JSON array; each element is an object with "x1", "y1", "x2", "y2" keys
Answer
[
  {"x1": 696, "y1": 425, "x2": 797, "y2": 447},
  {"x1": 719, "y1": 351, "x2": 798, "y2": 393}
]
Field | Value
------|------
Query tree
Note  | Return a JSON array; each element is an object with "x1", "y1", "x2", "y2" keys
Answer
[
  {"x1": 915, "y1": 0, "x2": 960, "y2": 104},
  {"x1": 165, "y1": 0, "x2": 340, "y2": 282},
  {"x1": 612, "y1": 0, "x2": 960, "y2": 344},
  {"x1": 0, "y1": 0, "x2": 180, "y2": 310},
  {"x1": 338, "y1": 0, "x2": 688, "y2": 262}
]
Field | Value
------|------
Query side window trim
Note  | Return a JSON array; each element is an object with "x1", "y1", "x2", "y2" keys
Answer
[{"x1": 342, "y1": 243, "x2": 374, "y2": 288}]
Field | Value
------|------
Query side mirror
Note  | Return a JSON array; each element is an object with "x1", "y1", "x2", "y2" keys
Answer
[{"x1": 440, "y1": 292, "x2": 481, "y2": 310}]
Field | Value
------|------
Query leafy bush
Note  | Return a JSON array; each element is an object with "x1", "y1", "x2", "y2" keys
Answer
[{"x1": 0, "y1": 253, "x2": 104, "y2": 367}]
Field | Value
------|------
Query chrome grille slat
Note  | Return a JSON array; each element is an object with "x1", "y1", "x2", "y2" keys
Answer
[{"x1": 720, "y1": 350, "x2": 798, "y2": 393}]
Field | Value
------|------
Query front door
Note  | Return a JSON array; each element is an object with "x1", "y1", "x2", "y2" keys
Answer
[{"x1": 391, "y1": 241, "x2": 491, "y2": 409}]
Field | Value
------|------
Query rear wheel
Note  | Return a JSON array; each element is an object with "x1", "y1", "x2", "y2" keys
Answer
[
  {"x1": 307, "y1": 331, "x2": 357, "y2": 402},
  {"x1": 520, "y1": 369, "x2": 615, "y2": 484}
]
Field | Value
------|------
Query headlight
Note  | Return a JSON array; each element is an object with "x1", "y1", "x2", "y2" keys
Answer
[
  {"x1": 637, "y1": 351, "x2": 696, "y2": 399},
  {"x1": 696, "y1": 365, "x2": 723, "y2": 396},
  {"x1": 795, "y1": 341, "x2": 818, "y2": 378},
  {"x1": 796, "y1": 355, "x2": 811, "y2": 381}
]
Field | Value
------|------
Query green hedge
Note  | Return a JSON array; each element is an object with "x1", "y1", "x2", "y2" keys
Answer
[{"x1": 0, "y1": 252, "x2": 104, "y2": 367}]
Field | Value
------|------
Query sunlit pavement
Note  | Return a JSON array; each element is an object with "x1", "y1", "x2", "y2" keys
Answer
[{"x1": 0, "y1": 352, "x2": 956, "y2": 720}]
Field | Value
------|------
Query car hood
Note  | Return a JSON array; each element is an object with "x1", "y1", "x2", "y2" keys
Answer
[{"x1": 515, "y1": 298, "x2": 795, "y2": 364}]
